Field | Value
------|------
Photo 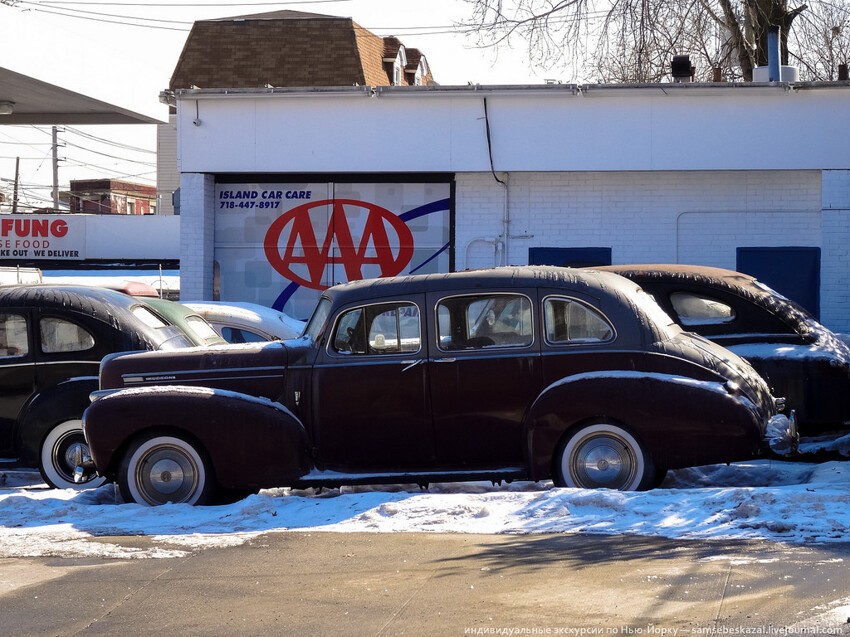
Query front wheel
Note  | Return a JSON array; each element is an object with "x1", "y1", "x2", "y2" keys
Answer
[
  {"x1": 40, "y1": 419, "x2": 108, "y2": 490},
  {"x1": 554, "y1": 422, "x2": 656, "y2": 491},
  {"x1": 119, "y1": 435, "x2": 214, "y2": 506}
]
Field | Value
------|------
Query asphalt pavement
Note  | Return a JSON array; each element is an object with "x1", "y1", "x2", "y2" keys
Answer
[{"x1": 2, "y1": 532, "x2": 850, "y2": 636}]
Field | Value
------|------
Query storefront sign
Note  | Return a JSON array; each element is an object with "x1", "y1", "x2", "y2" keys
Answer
[
  {"x1": 214, "y1": 182, "x2": 451, "y2": 319},
  {"x1": 0, "y1": 215, "x2": 86, "y2": 259}
]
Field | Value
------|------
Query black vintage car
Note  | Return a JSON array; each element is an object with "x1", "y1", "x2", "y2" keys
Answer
[
  {"x1": 80, "y1": 267, "x2": 789, "y2": 506},
  {"x1": 599, "y1": 265, "x2": 850, "y2": 432},
  {"x1": 0, "y1": 285, "x2": 200, "y2": 489}
]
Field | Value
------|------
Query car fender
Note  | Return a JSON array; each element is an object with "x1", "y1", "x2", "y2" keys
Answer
[
  {"x1": 525, "y1": 371, "x2": 765, "y2": 480},
  {"x1": 17, "y1": 376, "x2": 99, "y2": 465},
  {"x1": 83, "y1": 385, "x2": 311, "y2": 489}
]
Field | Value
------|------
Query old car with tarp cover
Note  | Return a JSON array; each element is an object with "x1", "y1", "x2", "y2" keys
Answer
[{"x1": 79, "y1": 267, "x2": 792, "y2": 505}]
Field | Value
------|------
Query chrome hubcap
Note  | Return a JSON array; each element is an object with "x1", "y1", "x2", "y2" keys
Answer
[
  {"x1": 137, "y1": 446, "x2": 199, "y2": 504},
  {"x1": 572, "y1": 435, "x2": 635, "y2": 489}
]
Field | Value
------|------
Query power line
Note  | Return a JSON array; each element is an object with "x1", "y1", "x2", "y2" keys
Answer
[{"x1": 63, "y1": 127, "x2": 156, "y2": 154}]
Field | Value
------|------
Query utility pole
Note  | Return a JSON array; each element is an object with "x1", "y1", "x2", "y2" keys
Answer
[
  {"x1": 12, "y1": 156, "x2": 19, "y2": 214},
  {"x1": 52, "y1": 126, "x2": 60, "y2": 211}
]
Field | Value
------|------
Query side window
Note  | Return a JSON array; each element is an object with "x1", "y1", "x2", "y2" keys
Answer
[
  {"x1": 670, "y1": 292, "x2": 735, "y2": 326},
  {"x1": 0, "y1": 314, "x2": 29, "y2": 358},
  {"x1": 437, "y1": 294, "x2": 533, "y2": 350},
  {"x1": 40, "y1": 317, "x2": 95, "y2": 354},
  {"x1": 221, "y1": 327, "x2": 269, "y2": 343},
  {"x1": 332, "y1": 303, "x2": 421, "y2": 355},
  {"x1": 544, "y1": 298, "x2": 614, "y2": 344}
]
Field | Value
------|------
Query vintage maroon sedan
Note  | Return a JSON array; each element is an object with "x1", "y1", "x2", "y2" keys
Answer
[{"x1": 80, "y1": 267, "x2": 787, "y2": 505}]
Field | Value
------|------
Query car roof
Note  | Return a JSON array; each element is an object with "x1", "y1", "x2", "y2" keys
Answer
[
  {"x1": 596, "y1": 263, "x2": 818, "y2": 335},
  {"x1": 182, "y1": 301, "x2": 305, "y2": 339},
  {"x1": 323, "y1": 266, "x2": 640, "y2": 306},
  {"x1": 0, "y1": 283, "x2": 145, "y2": 313},
  {"x1": 140, "y1": 297, "x2": 227, "y2": 346},
  {"x1": 0, "y1": 284, "x2": 183, "y2": 349}
]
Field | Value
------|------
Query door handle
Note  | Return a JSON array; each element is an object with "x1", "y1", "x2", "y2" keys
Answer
[
  {"x1": 432, "y1": 357, "x2": 456, "y2": 363},
  {"x1": 400, "y1": 359, "x2": 424, "y2": 372}
]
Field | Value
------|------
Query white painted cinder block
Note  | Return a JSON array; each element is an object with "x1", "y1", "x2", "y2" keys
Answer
[
  {"x1": 179, "y1": 173, "x2": 216, "y2": 301},
  {"x1": 455, "y1": 169, "x2": 850, "y2": 332}
]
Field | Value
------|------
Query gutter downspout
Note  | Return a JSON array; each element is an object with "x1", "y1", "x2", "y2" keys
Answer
[{"x1": 483, "y1": 98, "x2": 509, "y2": 266}]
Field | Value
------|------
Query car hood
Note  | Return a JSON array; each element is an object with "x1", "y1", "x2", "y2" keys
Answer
[{"x1": 99, "y1": 341, "x2": 290, "y2": 403}]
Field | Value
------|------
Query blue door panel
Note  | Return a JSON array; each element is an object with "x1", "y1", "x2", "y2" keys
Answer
[{"x1": 736, "y1": 247, "x2": 820, "y2": 319}]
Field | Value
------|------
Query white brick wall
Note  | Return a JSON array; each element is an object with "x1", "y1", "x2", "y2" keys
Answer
[
  {"x1": 455, "y1": 170, "x2": 850, "y2": 332},
  {"x1": 457, "y1": 170, "x2": 822, "y2": 269},
  {"x1": 179, "y1": 172, "x2": 216, "y2": 301},
  {"x1": 821, "y1": 170, "x2": 850, "y2": 332},
  {"x1": 156, "y1": 115, "x2": 179, "y2": 216}
]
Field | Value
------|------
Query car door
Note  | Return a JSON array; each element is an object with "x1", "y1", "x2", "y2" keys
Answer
[
  {"x1": 33, "y1": 312, "x2": 106, "y2": 398},
  {"x1": 426, "y1": 290, "x2": 542, "y2": 468},
  {"x1": 310, "y1": 296, "x2": 434, "y2": 469},
  {"x1": 0, "y1": 310, "x2": 36, "y2": 456}
]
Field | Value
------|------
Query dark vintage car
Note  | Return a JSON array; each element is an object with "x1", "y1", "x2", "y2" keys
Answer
[
  {"x1": 598, "y1": 265, "x2": 850, "y2": 432},
  {"x1": 0, "y1": 285, "x2": 201, "y2": 489},
  {"x1": 80, "y1": 267, "x2": 788, "y2": 506}
]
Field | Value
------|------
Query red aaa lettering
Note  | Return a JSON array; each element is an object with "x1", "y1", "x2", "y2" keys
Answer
[{"x1": 264, "y1": 199, "x2": 415, "y2": 290}]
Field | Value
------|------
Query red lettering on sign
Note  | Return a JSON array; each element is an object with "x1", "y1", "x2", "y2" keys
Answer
[
  {"x1": 0, "y1": 218, "x2": 68, "y2": 238},
  {"x1": 264, "y1": 199, "x2": 414, "y2": 290}
]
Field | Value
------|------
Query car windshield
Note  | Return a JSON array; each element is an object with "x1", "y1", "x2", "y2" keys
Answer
[{"x1": 304, "y1": 297, "x2": 333, "y2": 342}]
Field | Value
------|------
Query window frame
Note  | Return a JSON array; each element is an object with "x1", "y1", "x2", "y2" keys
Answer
[
  {"x1": 38, "y1": 315, "x2": 96, "y2": 355},
  {"x1": 327, "y1": 300, "x2": 423, "y2": 358},
  {"x1": 434, "y1": 292, "x2": 535, "y2": 353},
  {"x1": 541, "y1": 295, "x2": 617, "y2": 347},
  {"x1": 0, "y1": 312, "x2": 31, "y2": 359},
  {"x1": 669, "y1": 291, "x2": 737, "y2": 327}
]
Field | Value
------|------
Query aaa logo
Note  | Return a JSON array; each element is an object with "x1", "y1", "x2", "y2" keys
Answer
[{"x1": 264, "y1": 199, "x2": 415, "y2": 290}]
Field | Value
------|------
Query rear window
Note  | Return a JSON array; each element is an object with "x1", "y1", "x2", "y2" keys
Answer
[
  {"x1": 132, "y1": 306, "x2": 168, "y2": 328},
  {"x1": 184, "y1": 315, "x2": 221, "y2": 342}
]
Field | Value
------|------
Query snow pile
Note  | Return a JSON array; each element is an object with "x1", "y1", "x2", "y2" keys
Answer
[{"x1": 2, "y1": 459, "x2": 850, "y2": 559}]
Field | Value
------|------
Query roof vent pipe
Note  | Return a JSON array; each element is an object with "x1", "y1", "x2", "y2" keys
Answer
[
  {"x1": 768, "y1": 26, "x2": 781, "y2": 81},
  {"x1": 671, "y1": 55, "x2": 693, "y2": 83}
]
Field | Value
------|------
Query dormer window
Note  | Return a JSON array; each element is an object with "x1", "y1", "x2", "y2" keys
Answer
[
  {"x1": 414, "y1": 57, "x2": 430, "y2": 86},
  {"x1": 393, "y1": 47, "x2": 407, "y2": 85}
]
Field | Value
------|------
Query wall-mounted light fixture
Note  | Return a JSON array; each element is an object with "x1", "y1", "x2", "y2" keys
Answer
[{"x1": 0, "y1": 101, "x2": 14, "y2": 115}]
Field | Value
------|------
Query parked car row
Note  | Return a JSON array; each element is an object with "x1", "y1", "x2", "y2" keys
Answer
[
  {"x1": 9, "y1": 262, "x2": 843, "y2": 506},
  {"x1": 77, "y1": 266, "x2": 795, "y2": 505},
  {"x1": 0, "y1": 285, "x2": 225, "y2": 489}
]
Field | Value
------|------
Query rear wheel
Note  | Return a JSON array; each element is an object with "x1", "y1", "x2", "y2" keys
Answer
[
  {"x1": 554, "y1": 422, "x2": 656, "y2": 491},
  {"x1": 119, "y1": 434, "x2": 214, "y2": 506},
  {"x1": 40, "y1": 419, "x2": 107, "y2": 490}
]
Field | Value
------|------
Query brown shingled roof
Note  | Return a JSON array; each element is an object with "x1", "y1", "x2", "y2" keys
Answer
[{"x1": 170, "y1": 10, "x2": 435, "y2": 90}]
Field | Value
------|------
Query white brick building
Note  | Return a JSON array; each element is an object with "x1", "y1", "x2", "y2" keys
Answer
[{"x1": 168, "y1": 82, "x2": 850, "y2": 329}]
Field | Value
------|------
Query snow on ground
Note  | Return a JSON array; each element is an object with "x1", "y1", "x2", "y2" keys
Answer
[{"x1": 2, "y1": 457, "x2": 850, "y2": 560}]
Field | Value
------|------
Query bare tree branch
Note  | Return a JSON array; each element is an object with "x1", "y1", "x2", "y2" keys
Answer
[{"x1": 461, "y1": 0, "x2": 847, "y2": 81}]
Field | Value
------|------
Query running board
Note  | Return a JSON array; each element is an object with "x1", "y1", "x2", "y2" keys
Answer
[{"x1": 294, "y1": 466, "x2": 528, "y2": 489}]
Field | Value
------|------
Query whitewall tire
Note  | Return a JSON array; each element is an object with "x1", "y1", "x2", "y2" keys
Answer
[{"x1": 40, "y1": 419, "x2": 107, "y2": 490}]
